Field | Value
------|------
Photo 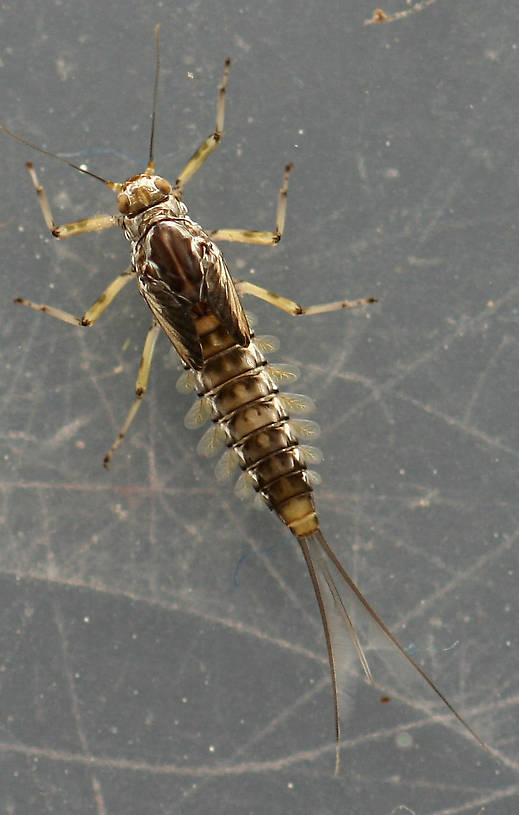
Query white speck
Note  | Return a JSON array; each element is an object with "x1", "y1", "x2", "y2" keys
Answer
[
  {"x1": 55, "y1": 57, "x2": 75, "y2": 81},
  {"x1": 113, "y1": 503, "x2": 129, "y2": 521},
  {"x1": 396, "y1": 731, "x2": 413, "y2": 748}
]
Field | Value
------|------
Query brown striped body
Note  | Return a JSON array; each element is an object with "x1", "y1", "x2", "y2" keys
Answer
[
  {"x1": 193, "y1": 310, "x2": 319, "y2": 538},
  {"x1": 125, "y1": 201, "x2": 320, "y2": 538}
]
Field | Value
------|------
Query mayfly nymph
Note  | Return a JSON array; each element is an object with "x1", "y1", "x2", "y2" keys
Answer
[{"x1": 1, "y1": 26, "x2": 491, "y2": 771}]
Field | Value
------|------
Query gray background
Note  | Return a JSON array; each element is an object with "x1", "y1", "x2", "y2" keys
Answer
[{"x1": 1, "y1": 1, "x2": 518, "y2": 813}]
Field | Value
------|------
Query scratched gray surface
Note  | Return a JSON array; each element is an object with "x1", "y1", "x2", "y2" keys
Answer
[{"x1": 1, "y1": 1, "x2": 518, "y2": 814}]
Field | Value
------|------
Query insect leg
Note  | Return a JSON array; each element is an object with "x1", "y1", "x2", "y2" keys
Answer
[
  {"x1": 174, "y1": 58, "x2": 231, "y2": 193},
  {"x1": 15, "y1": 267, "x2": 134, "y2": 327},
  {"x1": 26, "y1": 162, "x2": 120, "y2": 238},
  {"x1": 103, "y1": 321, "x2": 161, "y2": 468},
  {"x1": 208, "y1": 163, "x2": 293, "y2": 246},
  {"x1": 236, "y1": 280, "x2": 377, "y2": 315}
]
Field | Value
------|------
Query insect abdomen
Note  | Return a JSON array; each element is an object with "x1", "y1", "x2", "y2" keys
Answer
[{"x1": 186, "y1": 311, "x2": 320, "y2": 537}]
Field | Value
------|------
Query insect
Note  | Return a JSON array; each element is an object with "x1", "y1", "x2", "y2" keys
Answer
[{"x1": 2, "y1": 26, "x2": 490, "y2": 772}]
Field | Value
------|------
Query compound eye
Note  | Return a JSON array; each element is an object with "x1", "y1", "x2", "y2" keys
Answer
[
  {"x1": 117, "y1": 193, "x2": 131, "y2": 215},
  {"x1": 155, "y1": 177, "x2": 172, "y2": 195}
]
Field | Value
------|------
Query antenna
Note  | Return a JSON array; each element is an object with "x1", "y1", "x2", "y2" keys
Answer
[
  {"x1": 0, "y1": 124, "x2": 119, "y2": 189},
  {"x1": 147, "y1": 22, "x2": 162, "y2": 173}
]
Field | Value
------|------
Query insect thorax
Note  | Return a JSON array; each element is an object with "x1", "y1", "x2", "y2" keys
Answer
[{"x1": 122, "y1": 194, "x2": 189, "y2": 243}]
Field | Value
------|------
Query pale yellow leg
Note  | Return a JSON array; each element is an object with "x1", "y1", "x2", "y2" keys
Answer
[
  {"x1": 235, "y1": 280, "x2": 377, "y2": 316},
  {"x1": 26, "y1": 162, "x2": 119, "y2": 238},
  {"x1": 15, "y1": 268, "x2": 134, "y2": 327},
  {"x1": 174, "y1": 58, "x2": 231, "y2": 192},
  {"x1": 103, "y1": 322, "x2": 162, "y2": 468},
  {"x1": 208, "y1": 163, "x2": 293, "y2": 246}
]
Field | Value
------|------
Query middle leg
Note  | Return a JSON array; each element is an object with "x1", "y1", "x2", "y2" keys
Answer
[
  {"x1": 236, "y1": 280, "x2": 377, "y2": 316},
  {"x1": 15, "y1": 267, "x2": 134, "y2": 327}
]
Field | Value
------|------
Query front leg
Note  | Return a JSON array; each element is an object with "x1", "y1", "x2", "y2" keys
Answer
[
  {"x1": 207, "y1": 163, "x2": 293, "y2": 246},
  {"x1": 26, "y1": 162, "x2": 120, "y2": 238},
  {"x1": 174, "y1": 58, "x2": 231, "y2": 193}
]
